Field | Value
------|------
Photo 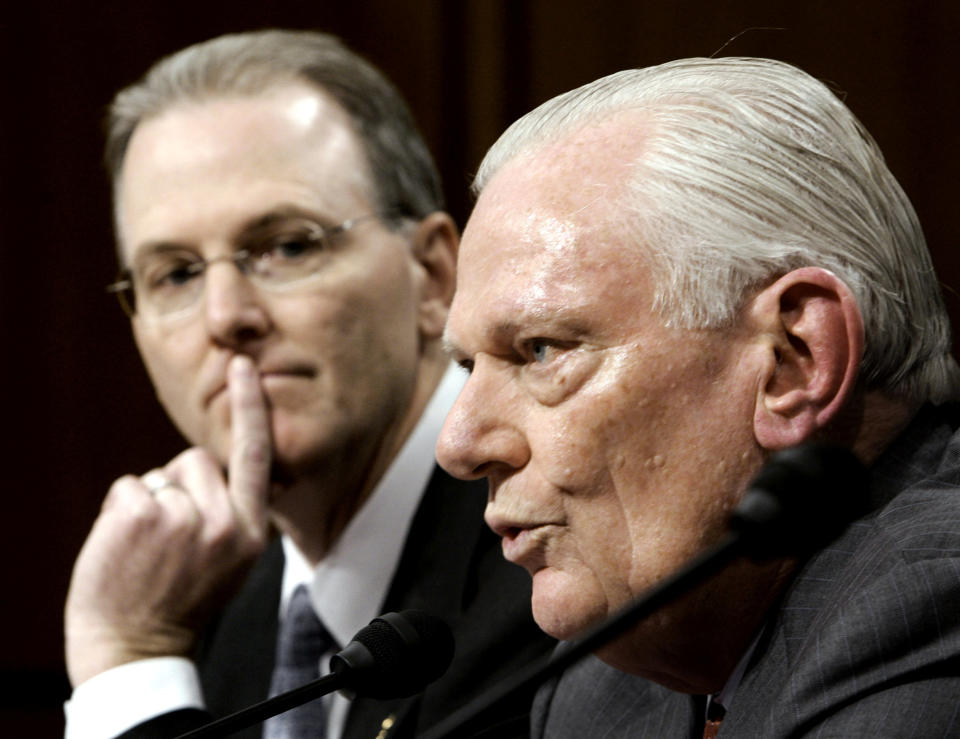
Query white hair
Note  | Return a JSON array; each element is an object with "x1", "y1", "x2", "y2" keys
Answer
[{"x1": 475, "y1": 57, "x2": 960, "y2": 404}]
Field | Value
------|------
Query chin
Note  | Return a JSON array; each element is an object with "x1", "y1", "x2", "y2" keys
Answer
[
  {"x1": 268, "y1": 446, "x2": 323, "y2": 480},
  {"x1": 530, "y1": 569, "x2": 608, "y2": 641},
  {"x1": 269, "y1": 419, "x2": 329, "y2": 468}
]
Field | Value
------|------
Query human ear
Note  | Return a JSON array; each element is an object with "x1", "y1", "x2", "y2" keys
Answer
[
  {"x1": 409, "y1": 212, "x2": 458, "y2": 341},
  {"x1": 750, "y1": 267, "x2": 864, "y2": 449}
]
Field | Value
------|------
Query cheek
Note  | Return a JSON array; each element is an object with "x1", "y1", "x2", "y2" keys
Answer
[
  {"x1": 532, "y1": 350, "x2": 677, "y2": 491},
  {"x1": 568, "y1": 503, "x2": 635, "y2": 585},
  {"x1": 273, "y1": 288, "x2": 423, "y2": 437},
  {"x1": 532, "y1": 398, "x2": 622, "y2": 493},
  {"x1": 325, "y1": 263, "x2": 420, "y2": 353},
  {"x1": 533, "y1": 502, "x2": 636, "y2": 638},
  {"x1": 301, "y1": 290, "x2": 421, "y2": 390},
  {"x1": 601, "y1": 405, "x2": 760, "y2": 596},
  {"x1": 134, "y1": 328, "x2": 208, "y2": 438}
]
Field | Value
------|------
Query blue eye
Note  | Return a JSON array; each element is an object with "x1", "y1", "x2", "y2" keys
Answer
[{"x1": 530, "y1": 340, "x2": 551, "y2": 363}]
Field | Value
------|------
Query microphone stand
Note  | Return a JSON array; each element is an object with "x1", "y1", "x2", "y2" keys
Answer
[{"x1": 175, "y1": 673, "x2": 341, "y2": 739}]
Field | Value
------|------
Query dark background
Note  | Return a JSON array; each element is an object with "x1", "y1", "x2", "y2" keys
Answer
[{"x1": 2, "y1": 1, "x2": 957, "y2": 735}]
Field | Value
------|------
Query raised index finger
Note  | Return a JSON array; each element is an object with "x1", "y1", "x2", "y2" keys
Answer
[{"x1": 227, "y1": 354, "x2": 272, "y2": 537}]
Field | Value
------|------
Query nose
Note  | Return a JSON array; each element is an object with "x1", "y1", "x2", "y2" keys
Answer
[
  {"x1": 436, "y1": 356, "x2": 530, "y2": 480},
  {"x1": 203, "y1": 259, "x2": 272, "y2": 347}
]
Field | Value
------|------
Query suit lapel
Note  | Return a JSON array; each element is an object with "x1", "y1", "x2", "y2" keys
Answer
[
  {"x1": 341, "y1": 467, "x2": 490, "y2": 739},
  {"x1": 533, "y1": 653, "x2": 699, "y2": 738},
  {"x1": 196, "y1": 536, "x2": 284, "y2": 739}
]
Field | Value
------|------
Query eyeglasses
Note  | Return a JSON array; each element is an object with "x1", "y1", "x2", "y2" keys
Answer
[{"x1": 107, "y1": 213, "x2": 386, "y2": 320}]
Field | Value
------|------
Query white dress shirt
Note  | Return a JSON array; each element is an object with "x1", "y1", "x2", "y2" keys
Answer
[{"x1": 65, "y1": 366, "x2": 465, "y2": 739}]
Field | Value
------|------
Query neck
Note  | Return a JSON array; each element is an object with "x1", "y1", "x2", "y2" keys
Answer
[
  {"x1": 826, "y1": 389, "x2": 920, "y2": 466},
  {"x1": 602, "y1": 391, "x2": 921, "y2": 694},
  {"x1": 601, "y1": 553, "x2": 797, "y2": 695},
  {"x1": 269, "y1": 349, "x2": 448, "y2": 565}
]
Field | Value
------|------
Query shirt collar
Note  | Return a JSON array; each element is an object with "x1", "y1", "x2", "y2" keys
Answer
[
  {"x1": 709, "y1": 624, "x2": 764, "y2": 716},
  {"x1": 279, "y1": 364, "x2": 465, "y2": 649}
]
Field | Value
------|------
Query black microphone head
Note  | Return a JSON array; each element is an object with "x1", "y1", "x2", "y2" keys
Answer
[
  {"x1": 729, "y1": 441, "x2": 869, "y2": 559},
  {"x1": 329, "y1": 609, "x2": 454, "y2": 699}
]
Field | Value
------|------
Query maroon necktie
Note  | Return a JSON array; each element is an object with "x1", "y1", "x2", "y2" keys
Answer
[{"x1": 702, "y1": 699, "x2": 726, "y2": 739}]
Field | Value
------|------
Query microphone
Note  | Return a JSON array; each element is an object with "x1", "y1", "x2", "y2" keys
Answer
[
  {"x1": 729, "y1": 441, "x2": 869, "y2": 558},
  {"x1": 333, "y1": 610, "x2": 455, "y2": 699},
  {"x1": 418, "y1": 442, "x2": 869, "y2": 739},
  {"x1": 176, "y1": 609, "x2": 453, "y2": 739}
]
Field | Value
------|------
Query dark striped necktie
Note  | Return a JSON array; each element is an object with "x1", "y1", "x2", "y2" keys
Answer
[{"x1": 264, "y1": 584, "x2": 336, "y2": 738}]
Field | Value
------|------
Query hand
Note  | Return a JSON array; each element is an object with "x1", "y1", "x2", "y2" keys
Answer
[{"x1": 65, "y1": 355, "x2": 272, "y2": 686}]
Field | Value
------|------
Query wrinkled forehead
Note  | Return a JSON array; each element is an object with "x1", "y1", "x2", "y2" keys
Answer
[
  {"x1": 464, "y1": 115, "x2": 649, "y2": 272},
  {"x1": 449, "y1": 116, "x2": 653, "y2": 342}
]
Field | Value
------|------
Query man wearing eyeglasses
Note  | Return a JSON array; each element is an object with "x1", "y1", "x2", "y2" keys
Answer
[{"x1": 64, "y1": 30, "x2": 552, "y2": 739}]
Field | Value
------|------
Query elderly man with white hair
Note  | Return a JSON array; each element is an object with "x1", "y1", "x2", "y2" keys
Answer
[{"x1": 437, "y1": 57, "x2": 960, "y2": 737}]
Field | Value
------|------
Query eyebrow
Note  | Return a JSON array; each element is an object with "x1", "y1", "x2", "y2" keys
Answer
[
  {"x1": 442, "y1": 311, "x2": 595, "y2": 361},
  {"x1": 128, "y1": 204, "x2": 334, "y2": 266},
  {"x1": 442, "y1": 334, "x2": 464, "y2": 360},
  {"x1": 440, "y1": 320, "x2": 531, "y2": 359},
  {"x1": 241, "y1": 204, "x2": 334, "y2": 232},
  {"x1": 127, "y1": 242, "x2": 198, "y2": 273}
]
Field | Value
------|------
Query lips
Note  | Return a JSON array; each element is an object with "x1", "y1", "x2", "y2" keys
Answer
[
  {"x1": 485, "y1": 491, "x2": 564, "y2": 570},
  {"x1": 260, "y1": 367, "x2": 314, "y2": 384},
  {"x1": 202, "y1": 359, "x2": 316, "y2": 407},
  {"x1": 497, "y1": 522, "x2": 562, "y2": 572},
  {"x1": 259, "y1": 362, "x2": 316, "y2": 378}
]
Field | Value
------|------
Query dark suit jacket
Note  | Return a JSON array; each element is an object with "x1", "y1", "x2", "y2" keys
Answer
[
  {"x1": 121, "y1": 467, "x2": 554, "y2": 739},
  {"x1": 532, "y1": 404, "x2": 960, "y2": 738}
]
